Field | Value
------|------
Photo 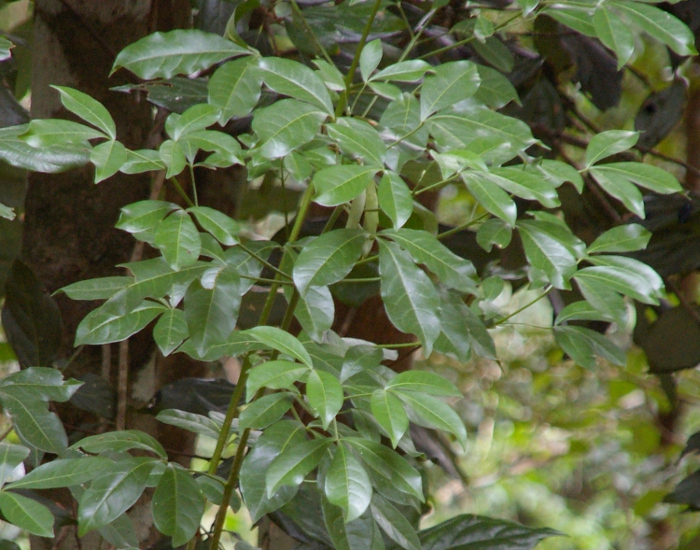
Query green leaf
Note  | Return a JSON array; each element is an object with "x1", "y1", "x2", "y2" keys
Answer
[
  {"x1": 371, "y1": 494, "x2": 421, "y2": 550},
  {"x1": 78, "y1": 458, "x2": 155, "y2": 535},
  {"x1": 433, "y1": 292, "x2": 472, "y2": 363},
  {"x1": 182, "y1": 130, "x2": 243, "y2": 166},
  {"x1": 293, "y1": 229, "x2": 367, "y2": 295},
  {"x1": 593, "y1": 6, "x2": 635, "y2": 69},
  {"x1": 257, "y1": 57, "x2": 334, "y2": 116},
  {"x1": 7, "y1": 457, "x2": 111, "y2": 489},
  {"x1": 489, "y1": 167, "x2": 560, "y2": 208},
  {"x1": 574, "y1": 265, "x2": 659, "y2": 305},
  {"x1": 22, "y1": 119, "x2": 105, "y2": 147},
  {"x1": 370, "y1": 389, "x2": 408, "y2": 448},
  {"x1": 554, "y1": 325, "x2": 626, "y2": 368},
  {"x1": 208, "y1": 56, "x2": 262, "y2": 123},
  {"x1": 378, "y1": 239, "x2": 441, "y2": 355},
  {"x1": 371, "y1": 60, "x2": 432, "y2": 82},
  {"x1": 327, "y1": 118, "x2": 386, "y2": 168},
  {"x1": 240, "y1": 420, "x2": 306, "y2": 521},
  {"x1": 396, "y1": 391, "x2": 466, "y2": 451},
  {"x1": 307, "y1": 370, "x2": 344, "y2": 430},
  {"x1": 289, "y1": 285, "x2": 334, "y2": 342},
  {"x1": 322, "y1": 498, "x2": 384, "y2": 550},
  {"x1": 588, "y1": 224, "x2": 651, "y2": 254},
  {"x1": 252, "y1": 99, "x2": 327, "y2": 159},
  {"x1": 381, "y1": 228, "x2": 477, "y2": 293},
  {"x1": 585, "y1": 130, "x2": 639, "y2": 168},
  {"x1": 0, "y1": 394, "x2": 67, "y2": 453},
  {"x1": 159, "y1": 139, "x2": 187, "y2": 178},
  {"x1": 517, "y1": 220, "x2": 577, "y2": 289},
  {"x1": 152, "y1": 463, "x2": 204, "y2": 547},
  {"x1": 476, "y1": 217, "x2": 512, "y2": 252},
  {"x1": 53, "y1": 86, "x2": 116, "y2": 139},
  {"x1": 0, "y1": 444, "x2": 29, "y2": 487},
  {"x1": 72, "y1": 430, "x2": 167, "y2": 458},
  {"x1": 462, "y1": 172, "x2": 517, "y2": 226},
  {"x1": 265, "y1": 437, "x2": 332, "y2": 496},
  {"x1": 246, "y1": 360, "x2": 309, "y2": 401},
  {"x1": 590, "y1": 162, "x2": 682, "y2": 195},
  {"x1": 187, "y1": 206, "x2": 240, "y2": 246},
  {"x1": 531, "y1": 159, "x2": 584, "y2": 193},
  {"x1": 418, "y1": 514, "x2": 561, "y2": 550},
  {"x1": 589, "y1": 254, "x2": 664, "y2": 297},
  {"x1": 314, "y1": 59, "x2": 347, "y2": 92},
  {"x1": 185, "y1": 267, "x2": 241, "y2": 355},
  {"x1": 325, "y1": 444, "x2": 372, "y2": 523},
  {"x1": 0, "y1": 125, "x2": 90, "y2": 173},
  {"x1": 473, "y1": 64, "x2": 519, "y2": 109},
  {"x1": 246, "y1": 326, "x2": 313, "y2": 367},
  {"x1": 169, "y1": 104, "x2": 220, "y2": 140},
  {"x1": 360, "y1": 39, "x2": 383, "y2": 82},
  {"x1": 573, "y1": 273, "x2": 628, "y2": 326},
  {"x1": 471, "y1": 35, "x2": 514, "y2": 73},
  {"x1": 116, "y1": 200, "x2": 179, "y2": 236},
  {"x1": 112, "y1": 29, "x2": 251, "y2": 79},
  {"x1": 75, "y1": 300, "x2": 165, "y2": 345},
  {"x1": 121, "y1": 149, "x2": 166, "y2": 174},
  {"x1": 386, "y1": 371, "x2": 461, "y2": 397},
  {"x1": 0, "y1": 36, "x2": 12, "y2": 62},
  {"x1": 589, "y1": 167, "x2": 645, "y2": 218},
  {"x1": 611, "y1": 1, "x2": 697, "y2": 56},
  {"x1": 0, "y1": 203, "x2": 14, "y2": 220},
  {"x1": 153, "y1": 308, "x2": 188, "y2": 356},
  {"x1": 555, "y1": 301, "x2": 614, "y2": 325},
  {"x1": 543, "y1": 4, "x2": 596, "y2": 36},
  {"x1": 420, "y1": 60, "x2": 480, "y2": 120},
  {"x1": 239, "y1": 393, "x2": 295, "y2": 430},
  {"x1": 0, "y1": 490, "x2": 54, "y2": 537},
  {"x1": 60, "y1": 276, "x2": 132, "y2": 301},
  {"x1": 313, "y1": 165, "x2": 378, "y2": 207},
  {"x1": 90, "y1": 140, "x2": 128, "y2": 183},
  {"x1": 378, "y1": 172, "x2": 413, "y2": 229},
  {"x1": 154, "y1": 210, "x2": 202, "y2": 270},
  {"x1": 156, "y1": 409, "x2": 222, "y2": 440}
]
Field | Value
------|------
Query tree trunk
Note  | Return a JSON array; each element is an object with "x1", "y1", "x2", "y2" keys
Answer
[{"x1": 24, "y1": 2, "x2": 191, "y2": 549}]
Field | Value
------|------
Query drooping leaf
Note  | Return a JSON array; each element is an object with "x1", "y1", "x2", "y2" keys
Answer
[
  {"x1": 461, "y1": 172, "x2": 517, "y2": 226},
  {"x1": 314, "y1": 165, "x2": 378, "y2": 207},
  {"x1": 0, "y1": 125, "x2": 90, "y2": 173},
  {"x1": 153, "y1": 308, "x2": 188, "y2": 356},
  {"x1": 360, "y1": 39, "x2": 383, "y2": 82},
  {"x1": 7, "y1": 457, "x2": 111, "y2": 490},
  {"x1": 378, "y1": 239, "x2": 441, "y2": 354},
  {"x1": 112, "y1": 29, "x2": 251, "y2": 79},
  {"x1": 306, "y1": 369, "x2": 344, "y2": 430},
  {"x1": 589, "y1": 167, "x2": 645, "y2": 218},
  {"x1": 53, "y1": 86, "x2": 116, "y2": 139},
  {"x1": 378, "y1": 172, "x2": 413, "y2": 229},
  {"x1": 239, "y1": 392, "x2": 295, "y2": 430},
  {"x1": 554, "y1": 325, "x2": 626, "y2": 368},
  {"x1": 517, "y1": 220, "x2": 577, "y2": 289},
  {"x1": 265, "y1": 437, "x2": 332, "y2": 496},
  {"x1": 0, "y1": 393, "x2": 67, "y2": 453},
  {"x1": 588, "y1": 224, "x2": 651, "y2": 254},
  {"x1": 420, "y1": 60, "x2": 480, "y2": 120},
  {"x1": 371, "y1": 494, "x2": 421, "y2": 550},
  {"x1": 396, "y1": 391, "x2": 466, "y2": 451},
  {"x1": 370, "y1": 389, "x2": 409, "y2": 448},
  {"x1": 257, "y1": 57, "x2": 334, "y2": 115},
  {"x1": 152, "y1": 463, "x2": 205, "y2": 547},
  {"x1": 246, "y1": 360, "x2": 309, "y2": 401},
  {"x1": 593, "y1": 6, "x2": 635, "y2": 69},
  {"x1": 208, "y1": 56, "x2": 262, "y2": 123},
  {"x1": 75, "y1": 301, "x2": 165, "y2": 346},
  {"x1": 252, "y1": 99, "x2": 327, "y2": 159},
  {"x1": 156, "y1": 409, "x2": 222, "y2": 440},
  {"x1": 0, "y1": 490, "x2": 54, "y2": 537},
  {"x1": 325, "y1": 444, "x2": 372, "y2": 523},
  {"x1": 585, "y1": 130, "x2": 639, "y2": 168},
  {"x1": 90, "y1": 140, "x2": 128, "y2": 183},
  {"x1": 589, "y1": 162, "x2": 682, "y2": 195}
]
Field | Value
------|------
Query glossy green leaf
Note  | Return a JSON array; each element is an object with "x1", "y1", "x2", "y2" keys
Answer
[
  {"x1": 293, "y1": 229, "x2": 366, "y2": 295},
  {"x1": 307, "y1": 370, "x2": 344, "y2": 430},
  {"x1": 574, "y1": 265, "x2": 659, "y2": 305},
  {"x1": 0, "y1": 367, "x2": 81, "y2": 402},
  {"x1": 589, "y1": 254, "x2": 664, "y2": 297},
  {"x1": 462, "y1": 172, "x2": 517, "y2": 226},
  {"x1": 159, "y1": 139, "x2": 187, "y2": 178},
  {"x1": 120, "y1": 149, "x2": 166, "y2": 174},
  {"x1": 476, "y1": 217, "x2": 512, "y2": 252},
  {"x1": 184, "y1": 267, "x2": 241, "y2": 355},
  {"x1": 169, "y1": 104, "x2": 220, "y2": 141},
  {"x1": 386, "y1": 371, "x2": 461, "y2": 397},
  {"x1": 72, "y1": 430, "x2": 167, "y2": 459},
  {"x1": 266, "y1": 437, "x2": 332, "y2": 496},
  {"x1": 325, "y1": 444, "x2": 372, "y2": 523},
  {"x1": 90, "y1": 140, "x2": 128, "y2": 183},
  {"x1": 380, "y1": 94, "x2": 427, "y2": 172},
  {"x1": 555, "y1": 301, "x2": 614, "y2": 325},
  {"x1": 472, "y1": 35, "x2": 513, "y2": 73},
  {"x1": 590, "y1": 162, "x2": 682, "y2": 194},
  {"x1": 378, "y1": 172, "x2": 413, "y2": 229},
  {"x1": 585, "y1": 130, "x2": 639, "y2": 168},
  {"x1": 397, "y1": 391, "x2": 466, "y2": 450},
  {"x1": 531, "y1": 159, "x2": 584, "y2": 193},
  {"x1": 75, "y1": 300, "x2": 165, "y2": 345},
  {"x1": 53, "y1": 86, "x2": 116, "y2": 139},
  {"x1": 360, "y1": 39, "x2": 383, "y2": 82},
  {"x1": 252, "y1": 99, "x2": 326, "y2": 159},
  {"x1": 420, "y1": 60, "x2": 480, "y2": 120},
  {"x1": 433, "y1": 291, "x2": 472, "y2": 363},
  {"x1": 589, "y1": 166, "x2": 645, "y2": 218},
  {"x1": 78, "y1": 457, "x2": 155, "y2": 535},
  {"x1": 152, "y1": 463, "x2": 204, "y2": 547},
  {"x1": 0, "y1": 394, "x2": 67, "y2": 453},
  {"x1": 246, "y1": 326, "x2": 313, "y2": 367},
  {"x1": 378, "y1": 239, "x2": 441, "y2": 355},
  {"x1": 7, "y1": 457, "x2": 111, "y2": 490},
  {"x1": 573, "y1": 273, "x2": 628, "y2": 326},
  {"x1": 289, "y1": 284, "x2": 334, "y2": 342},
  {"x1": 0, "y1": 125, "x2": 90, "y2": 173},
  {"x1": 371, "y1": 60, "x2": 432, "y2": 82},
  {"x1": 593, "y1": 6, "x2": 635, "y2": 69},
  {"x1": 154, "y1": 209, "x2": 202, "y2": 270},
  {"x1": 327, "y1": 118, "x2": 386, "y2": 168},
  {"x1": 246, "y1": 360, "x2": 309, "y2": 401},
  {"x1": 22, "y1": 119, "x2": 105, "y2": 147},
  {"x1": 314, "y1": 59, "x2": 347, "y2": 92},
  {"x1": 370, "y1": 389, "x2": 408, "y2": 448},
  {"x1": 208, "y1": 56, "x2": 262, "y2": 123},
  {"x1": 489, "y1": 167, "x2": 560, "y2": 208},
  {"x1": 0, "y1": 490, "x2": 54, "y2": 537},
  {"x1": 153, "y1": 307, "x2": 188, "y2": 356},
  {"x1": 313, "y1": 165, "x2": 378, "y2": 207},
  {"x1": 543, "y1": 4, "x2": 596, "y2": 36},
  {"x1": 588, "y1": 224, "x2": 651, "y2": 254},
  {"x1": 322, "y1": 498, "x2": 384, "y2": 550},
  {"x1": 611, "y1": 1, "x2": 697, "y2": 56},
  {"x1": 239, "y1": 392, "x2": 294, "y2": 430},
  {"x1": 473, "y1": 64, "x2": 519, "y2": 109},
  {"x1": 187, "y1": 206, "x2": 240, "y2": 246},
  {"x1": 156, "y1": 409, "x2": 221, "y2": 440},
  {"x1": 0, "y1": 444, "x2": 29, "y2": 487},
  {"x1": 517, "y1": 220, "x2": 577, "y2": 289},
  {"x1": 554, "y1": 325, "x2": 626, "y2": 368},
  {"x1": 112, "y1": 29, "x2": 251, "y2": 79},
  {"x1": 240, "y1": 420, "x2": 306, "y2": 521},
  {"x1": 257, "y1": 57, "x2": 334, "y2": 115},
  {"x1": 371, "y1": 494, "x2": 421, "y2": 550},
  {"x1": 58, "y1": 277, "x2": 129, "y2": 308},
  {"x1": 116, "y1": 200, "x2": 179, "y2": 235},
  {"x1": 381, "y1": 228, "x2": 477, "y2": 293}
]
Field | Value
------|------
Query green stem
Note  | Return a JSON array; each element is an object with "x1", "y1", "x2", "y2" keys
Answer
[
  {"x1": 335, "y1": 0, "x2": 383, "y2": 118},
  {"x1": 492, "y1": 286, "x2": 553, "y2": 326},
  {"x1": 169, "y1": 177, "x2": 195, "y2": 208},
  {"x1": 288, "y1": 0, "x2": 335, "y2": 66},
  {"x1": 189, "y1": 164, "x2": 199, "y2": 207},
  {"x1": 437, "y1": 213, "x2": 489, "y2": 240},
  {"x1": 237, "y1": 242, "x2": 291, "y2": 280}
]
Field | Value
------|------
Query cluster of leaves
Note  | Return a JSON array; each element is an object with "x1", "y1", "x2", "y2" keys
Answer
[{"x1": 0, "y1": 0, "x2": 697, "y2": 548}]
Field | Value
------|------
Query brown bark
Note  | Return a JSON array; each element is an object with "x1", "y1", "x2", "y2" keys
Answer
[{"x1": 24, "y1": 2, "x2": 192, "y2": 549}]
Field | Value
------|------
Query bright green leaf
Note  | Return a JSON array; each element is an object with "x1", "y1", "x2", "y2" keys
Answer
[
  {"x1": 152, "y1": 463, "x2": 204, "y2": 547},
  {"x1": 246, "y1": 360, "x2": 309, "y2": 401},
  {"x1": 265, "y1": 437, "x2": 332, "y2": 496},
  {"x1": 313, "y1": 165, "x2": 378, "y2": 207},
  {"x1": 585, "y1": 130, "x2": 639, "y2": 168},
  {"x1": 252, "y1": 99, "x2": 327, "y2": 159},
  {"x1": 53, "y1": 86, "x2": 116, "y2": 139},
  {"x1": 588, "y1": 224, "x2": 651, "y2": 254},
  {"x1": 72, "y1": 430, "x2": 167, "y2": 459},
  {"x1": 90, "y1": 140, "x2": 128, "y2": 183},
  {"x1": 246, "y1": 326, "x2": 313, "y2": 367},
  {"x1": 325, "y1": 444, "x2": 372, "y2": 523},
  {"x1": 239, "y1": 393, "x2": 294, "y2": 430},
  {"x1": 0, "y1": 490, "x2": 54, "y2": 537},
  {"x1": 257, "y1": 57, "x2": 334, "y2": 115},
  {"x1": 420, "y1": 60, "x2": 480, "y2": 120},
  {"x1": 307, "y1": 370, "x2": 344, "y2": 430},
  {"x1": 208, "y1": 56, "x2": 262, "y2": 123},
  {"x1": 396, "y1": 391, "x2": 466, "y2": 450},
  {"x1": 370, "y1": 389, "x2": 408, "y2": 448},
  {"x1": 153, "y1": 308, "x2": 188, "y2": 356},
  {"x1": 360, "y1": 39, "x2": 383, "y2": 82},
  {"x1": 154, "y1": 210, "x2": 202, "y2": 270}
]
